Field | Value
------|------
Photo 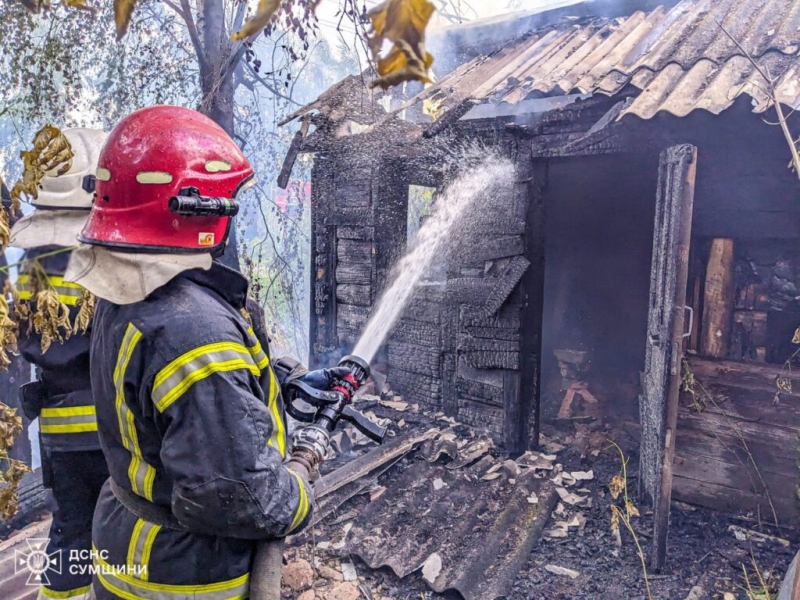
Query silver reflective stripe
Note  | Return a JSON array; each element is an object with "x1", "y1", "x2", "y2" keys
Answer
[
  {"x1": 127, "y1": 519, "x2": 161, "y2": 582},
  {"x1": 151, "y1": 342, "x2": 259, "y2": 413},
  {"x1": 39, "y1": 412, "x2": 97, "y2": 434},
  {"x1": 246, "y1": 328, "x2": 269, "y2": 370},
  {"x1": 95, "y1": 553, "x2": 249, "y2": 600},
  {"x1": 114, "y1": 324, "x2": 156, "y2": 501}
]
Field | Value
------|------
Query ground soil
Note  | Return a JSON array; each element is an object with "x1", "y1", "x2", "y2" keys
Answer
[{"x1": 292, "y1": 408, "x2": 796, "y2": 600}]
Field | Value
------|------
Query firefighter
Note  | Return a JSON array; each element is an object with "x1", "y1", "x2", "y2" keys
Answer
[
  {"x1": 10, "y1": 128, "x2": 110, "y2": 600},
  {"x1": 64, "y1": 105, "x2": 341, "y2": 599}
]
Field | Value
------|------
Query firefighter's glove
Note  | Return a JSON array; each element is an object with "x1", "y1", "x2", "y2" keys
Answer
[{"x1": 298, "y1": 367, "x2": 352, "y2": 391}]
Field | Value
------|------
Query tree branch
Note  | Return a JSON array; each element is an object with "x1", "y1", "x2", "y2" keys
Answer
[
  {"x1": 715, "y1": 18, "x2": 800, "y2": 178},
  {"x1": 167, "y1": 0, "x2": 209, "y2": 73},
  {"x1": 244, "y1": 60, "x2": 302, "y2": 106}
]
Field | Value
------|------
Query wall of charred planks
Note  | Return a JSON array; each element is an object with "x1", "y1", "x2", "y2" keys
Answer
[{"x1": 309, "y1": 124, "x2": 546, "y2": 450}]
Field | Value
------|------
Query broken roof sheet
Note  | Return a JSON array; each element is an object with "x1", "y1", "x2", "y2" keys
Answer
[
  {"x1": 288, "y1": 0, "x2": 800, "y2": 130},
  {"x1": 410, "y1": 0, "x2": 800, "y2": 121}
]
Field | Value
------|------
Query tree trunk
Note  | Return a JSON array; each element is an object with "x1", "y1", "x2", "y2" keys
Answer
[{"x1": 197, "y1": 0, "x2": 241, "y2": 269}]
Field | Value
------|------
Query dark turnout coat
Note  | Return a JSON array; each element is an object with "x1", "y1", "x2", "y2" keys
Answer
[
  {"x1": 90, "y1": 262, "x2": 312, "y2": 599},
  {"x1": 17, "y1": 247, "x2": 100, "y2": 452}
]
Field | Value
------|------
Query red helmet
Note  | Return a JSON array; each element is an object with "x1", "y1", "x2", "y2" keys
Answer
[{"x1": 80, "y1": 105, "x2": 254, "y2": 253}]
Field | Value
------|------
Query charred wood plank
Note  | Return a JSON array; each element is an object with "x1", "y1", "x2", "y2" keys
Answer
[
  {"x1": 464, "y1": 326, "x2": 520, "y2": 341},
  {"x1": 401, "y1": 298, "x2": 442, "y2": 325},
  {"x1": 484, "y1": 255, "x2": 530, "y2": 317},
  {"x1": 390, "y1": 320, "x2": 440, "y2": 347},
  {"x1": 337, "y1": 304, "x2": 370, "y2": 334},
  {"x1": 336, "y1": 264, "x2": 372, "y2": 285},
  {"x1": 388, "y1": 342, "x2": 441, "y2": 377},
  {"x1": 458, "y1": 337, "x2": 519, "y2": 353},
  {"x1": 457, "y1": 398, "x2": 503, "y2": 433},
  {"x1": 446, "y1": 278, "x2": 495, "y2": 305},
  {"x1": 458, "y1": 236, "x2": 524, "y2": 263},
  {"x1": 337, "y1": 240, "x2": 373, "y2": 263},
  {"x1": 456, "y1": 378, "x2": 503, "y2": 406},
  {"x1": 463, "y1": 351, "x2": 519, "y2": 370},
  {"x1": 336, "y1": 284, "x2": 371, "y2": 307},
  {"x1": 685, "y1": 356, "x2": 800, "y2": 397},
  {"x1": 337, "y1": 226, "x2": 375, "y2": 241},
  {"x1": 701, "y1": 239, "x2": 736, "y2": 358},
  {"x1": 277, "y1": 115, "x2": 310, "y2": 189}
]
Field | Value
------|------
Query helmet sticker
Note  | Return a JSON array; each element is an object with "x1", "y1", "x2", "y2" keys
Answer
[
  {"x1": 96, "y1": 167, "x2": 112, "y2": 181},
  {"x1": 198, "y1": 233, "x2": 215, "y2": 246},
  {"x1": 136, "y1": 171, "x2": 174, "y2": 184}
]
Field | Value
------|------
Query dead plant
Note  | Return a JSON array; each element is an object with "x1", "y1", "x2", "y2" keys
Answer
[
  {"x1": 0, "y1": 403, "x2": 31, "y2": 519},
  {"x1": 607, "y1": 440, "x2": 652, "y2": 600},
  {"x1": 740, "y1": 552, "x2": 776, "y2": 600}
]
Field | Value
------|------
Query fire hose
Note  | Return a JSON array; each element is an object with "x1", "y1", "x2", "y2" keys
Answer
[{"x1": 250, "y1": 355, "x2": 387, "y2": 600}]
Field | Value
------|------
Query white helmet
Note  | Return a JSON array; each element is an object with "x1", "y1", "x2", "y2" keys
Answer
[{"x1": 11, "y1": 127, "x2": 108, "y2": 249}]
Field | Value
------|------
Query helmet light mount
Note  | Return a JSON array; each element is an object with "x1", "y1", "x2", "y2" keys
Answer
[{"x1": 169, "y1": 186, "x2": 240, "y2": 218}]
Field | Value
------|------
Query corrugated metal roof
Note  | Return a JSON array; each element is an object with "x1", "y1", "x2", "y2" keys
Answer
[{"x1": 394, "y1": 0, "x2": 800, "y2": 123}]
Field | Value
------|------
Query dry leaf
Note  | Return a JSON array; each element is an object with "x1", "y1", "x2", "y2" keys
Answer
[
  {"x1": 626, "y1": 500, "x2": 640, "y2": 518},
  {"x1": 63, "y1": 0, "x2": 97, "y2": 13},
  {"x1": 32, "y1": 289, "x2": 72, "y2": 354},
  {"x1": 777, "y1": 376, "x2": 792, "y2": 393},
  {"x1": 367, "y1": 0, "x2": 435, "y2": 89},
  {"x1": 114, "y1": 0, "x2": 138, "y2": 40},
  {"x1": 423, "y1": 96, "x2": 445, "y2": 122},
  {"x1": 609, "y1": 474, "x2": 625, "y2": 500},
  {"x1": 230, "y1": 0, "x2": 282, "y2": 41},
  {"x1": 11, "y1": 125, "x2": 75, "y2": 210},
  {"x1": 73, "y1": 289, "x2": 95, "y2": 335},
  {"x1": 792, "y1": 326, "x2": 800, "y2": 344}
]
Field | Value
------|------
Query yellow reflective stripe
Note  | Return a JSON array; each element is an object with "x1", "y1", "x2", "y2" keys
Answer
[
  {"x1": 246, "y1": 327, "x2": 270, "y2": 371},
  {"x1": 152, "y1": 342, "x2": 260, "y2": 413},
  {"x1": 93, "y1": 545, "x2": 249, "y2": 600},
  {"x1": 126, "y1": 518, "x2": 160, "y2": 582},
  {"x1": 126, "y1": 518, "x2": 146, "y2": 571},
  {"x1": 140, "y1": 521, "x2": 161, "y2": 582},
  {"x1": 265, "y1": 366, "x2": 286, "y2": 457},
  {"x1": 39, "y1": 585, "x2": 91, "y2": 599},
  {"x1": 114, "y1": 324, "x2": 157, "y2": 501},
  {"x1": 40, "y1": 405, "x2": 97, "y2": 434},
  {"x1": 287, "y1": 469, "x2": 309, "y2": 533},
  {"x1": 41, "y1": 406, "x2": 95, "y2": 417},
  {"x1": 40, "y1": 422, "x2": 98, "y2": 434}
]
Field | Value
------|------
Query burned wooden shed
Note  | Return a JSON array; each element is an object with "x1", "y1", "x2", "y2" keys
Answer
[{"x1": 285, "y1": 0, "x2": 800, "y2": 566}]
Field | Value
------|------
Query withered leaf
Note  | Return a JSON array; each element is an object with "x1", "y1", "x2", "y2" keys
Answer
[
  {"x1": 609, "y1": 474, "x2": 625, "y2": 500},
  {"x1": 32, "y1": 289, "x2": 72, "y2": 354},
  {"x1": 367, "y1": 0, "x2": 435, "y2": 90},
  {"x1": 230, "y1": 0, "x2": 282, "y2": 42},
  {"x1": 114, "y1": 0, "x2": 138, "y2": 40},
  {"x1": 63, "y1": 0, "x2": 97, "y2": 13},
  {"x1": 792, "y1": 326, "x2": 800, "y2": 344},
  {"x1": 11, "y1": 125, "x2": 74, "y2": 210},
  {"x1": 73, "y1": 290, "x2": 96, "y2": 335}
]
